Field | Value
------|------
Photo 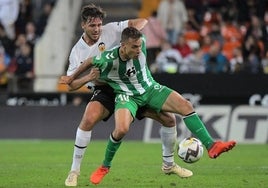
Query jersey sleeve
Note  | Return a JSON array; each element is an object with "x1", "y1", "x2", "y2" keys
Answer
[
  {"x1": 92, "y1": 47, "x2": 118, "y2": 68},
  {"x1": 67, "y1": 47, "x2": 80, "y2": 76}
]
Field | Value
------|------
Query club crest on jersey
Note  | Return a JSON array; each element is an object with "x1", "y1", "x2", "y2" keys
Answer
[
  {"x1": 98, "y1": 42, "x2": 106, "y2": 52},
  {"x1": 125, "y1": 67, "x2": 136, "y2": 77}
]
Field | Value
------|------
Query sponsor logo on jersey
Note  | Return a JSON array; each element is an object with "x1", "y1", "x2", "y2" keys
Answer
[{"x1": 125, "y1": 67, "x2": 136, "y2": 77}]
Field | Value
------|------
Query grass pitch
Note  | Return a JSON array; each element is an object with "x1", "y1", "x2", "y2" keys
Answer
[{"x1": 0, "y1": 140, "x2": 267, "y2": 188}]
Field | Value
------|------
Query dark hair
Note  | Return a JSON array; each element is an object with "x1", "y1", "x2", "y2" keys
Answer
[
  {"x1": 81, "y1": 4, "x2": 106, "y2": 22},
  {"x1": 121, "y1": 27, "x2": 142, "y2": 42}
]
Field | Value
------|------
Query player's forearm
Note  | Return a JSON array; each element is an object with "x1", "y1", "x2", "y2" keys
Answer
[
  {"x1": 68, "y1": 67, "x2": 99, "y2": 91},
  {"x1": 71, "y1": 57, "x2": 93, "y2": 80},
  {"x1": 128, "y1": 18, "x2": 148, "y2": 31},
  {"x1": 68, "y1": 76, "x2": 89, "y2": 91}
]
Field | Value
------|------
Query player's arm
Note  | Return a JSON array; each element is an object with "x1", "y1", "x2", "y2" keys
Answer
[
  {"x1": 65, "y1": 68, "x2": 100, "y2": 91},
  {"x1": 128, "y1": 18, "x2": 148, "y2": 31},
  {"x1": 60, "y1": 57, "x2": 94, "y2": 86}
]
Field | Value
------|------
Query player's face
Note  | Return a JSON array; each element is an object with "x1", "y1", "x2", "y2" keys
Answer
[
  {"x1": 123, "y1": 38, "x2": 142, "y2": 60},
  {"x1": 82, "y1": 17, "x2": 103, "y2": 44}
]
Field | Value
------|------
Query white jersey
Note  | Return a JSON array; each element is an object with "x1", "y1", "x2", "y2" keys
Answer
[{"x1": 67, "y1": 20, "x2": 129, "y2": 87}]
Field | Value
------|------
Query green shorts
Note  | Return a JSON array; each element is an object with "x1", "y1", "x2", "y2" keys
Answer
[{"x1": 114, "y1": 82, "x2": 173, "y2": 118}]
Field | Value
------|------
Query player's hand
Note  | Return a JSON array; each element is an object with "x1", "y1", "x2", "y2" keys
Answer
[
  {"x1": 59, "y1": 75, "x2": 73, "y2": 84},
  {"x1": 86, "y1": 67, "x2": 100, "y2": 81}
]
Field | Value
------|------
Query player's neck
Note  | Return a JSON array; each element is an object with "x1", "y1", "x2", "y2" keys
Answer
[{"x1": 119, "y1": 47, "x2": 129, "y2": 62}]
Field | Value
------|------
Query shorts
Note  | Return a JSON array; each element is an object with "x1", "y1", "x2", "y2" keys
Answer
[
  {"x1": 90, "y1": 85, "x2": 146, "y2": 121},
  {"x1": 90, "y1": 85, "x2": 115, "y2": 121},
  {"x1": 115, "y1": 82, "x2": 173, "y2": 118}
]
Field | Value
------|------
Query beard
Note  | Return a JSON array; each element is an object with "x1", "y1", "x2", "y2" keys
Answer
[{"x1": 84, "y1": 31, "x2": 101, "y2": 44}]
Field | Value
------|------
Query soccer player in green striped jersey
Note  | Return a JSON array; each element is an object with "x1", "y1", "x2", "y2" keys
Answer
[{"x1": 61, "y1": 27, "x2": 236, "y2": 185}]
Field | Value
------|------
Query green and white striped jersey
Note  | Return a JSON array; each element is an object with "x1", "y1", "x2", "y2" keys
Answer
[{"x1": 92, "y1": 37, "x2": 155, "y2": 96}]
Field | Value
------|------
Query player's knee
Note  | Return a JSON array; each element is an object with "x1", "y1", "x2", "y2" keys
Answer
[
  {"x1": 116, "y1": 125, "x2": 130, "y2": 135},
  {"x1": 80, "y1": 112, "x2": 101, "y2": 130}
]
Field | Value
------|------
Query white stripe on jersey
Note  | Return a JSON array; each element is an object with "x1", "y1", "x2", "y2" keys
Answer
[
  {"x1": 105, "y1": 59, "x2": 133, "y2": 95},
  {"x1": 139, "y1": 53, "x2": 152, "y2": 87}
]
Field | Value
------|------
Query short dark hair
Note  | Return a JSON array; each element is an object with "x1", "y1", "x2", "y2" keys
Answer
[
  {"x1": 121, "y1": 27, "x2": 142, "y2": 42},
  {"x1": 81, "y1": 4, "x2": 106, "y2": 22}
]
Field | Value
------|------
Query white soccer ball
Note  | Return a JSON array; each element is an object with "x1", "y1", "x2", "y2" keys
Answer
[{"x1": 178, "y1": 137, "x2": 204, "y2": 163}]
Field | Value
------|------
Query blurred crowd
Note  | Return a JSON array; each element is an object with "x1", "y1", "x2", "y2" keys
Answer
[
  {"x1": 1, "y1": 0, "x2": 268, "y2": 93},
  {"x1": 142, "y1": 0, "x2": 268, "y2": 74},
  {"x1": 0, "y1": 0, "x2": 56, "y2": 92}
]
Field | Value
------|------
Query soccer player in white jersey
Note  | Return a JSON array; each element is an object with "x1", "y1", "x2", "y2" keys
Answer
[
  {"x1": 61, "y1": 27, "x2": 236, "y2": 185},
  {"x1": 64, "y1": 4, "x2": 192, "y2": 187}
]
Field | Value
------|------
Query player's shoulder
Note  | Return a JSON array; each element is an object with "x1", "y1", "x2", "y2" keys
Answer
[
  {"x1": 103, "y1": 20, "x2": 128, "y2": 29},
  {"x1": 104, "y1": 45, "x2": 119, "y2": 54},
  {"x1": 98, "y1": 46, "x2": 119, "y2": 60},
  {"x1": 70, "y1": 37, "x2": 87, "y2": 52},
  {"x1": 71, "y1": 36, "x2": 85, "y2": 48}
]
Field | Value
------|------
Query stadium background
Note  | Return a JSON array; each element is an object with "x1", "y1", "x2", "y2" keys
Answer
[{"x1": 0, "y1": 0, "x2": 267, "y2": 143}]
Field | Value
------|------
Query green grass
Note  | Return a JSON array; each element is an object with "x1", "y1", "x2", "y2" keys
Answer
[{"x1": 0, "y1": 140, "x2": 268, "y2": 188}]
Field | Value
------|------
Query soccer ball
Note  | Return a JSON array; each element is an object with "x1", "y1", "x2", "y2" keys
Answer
[{"x1": 178, "y1": 137, "x2": 204, "y2": 163}]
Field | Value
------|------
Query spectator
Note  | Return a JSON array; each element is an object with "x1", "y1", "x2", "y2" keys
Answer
[
  {"x1": 244, "y1": 15, "x2": 265, "y2": 55},
  {"x1": 184, "y1": 0, "x2": 204, "y2": 24},
  {"x1": 200, "y1": 9, "x2": 222, "y2": 37},
  {"x1": 263, "y1": 11, "x2": 268, "y2": 52},
  {"x1": 262, "y1": 50, "x2": 268, "y2": 74},
  {"x1": 0, "y1": 0, "x2": 20, "y2": 40},
  {"x1": 221, "y1": 15, "x2": 243, "y2": 43},
  {"x1": 209, "y1": 22, "x2": 224, "y2": 47},
  {"x1": 13, "y1": 42, "x2": 34, "y2": 91},
  {"x1": 36, "y1": 1, "x2": 54, "y2": 36},
  {"x1": 157, "y1": 0, "x2": 188, "y2": 45},
  {"x1": 0, "y1": 23, "x2": 15, "y2": 57},
  {"x1": 229, "y1": 47, "x2": 244, "y2": 73},
  {"x1": 14, "y1": 33, "x2": 28, "y2": 57},
  {"x1": 172, "y1": 34, "x2": 192, "y2": 58},
  {"x1": 222, "y1": 37, "x2": 241, "y2": 61},
  {"x1": 221, "y1": 15, "x2": 242, "y2": 60},
  {"x1": 180, "y1": 49, "x2": 205, "y2": 74},
  {"x1": 0, "y1": 45, "x2": 11, "y2": 89},
  {"x1": 25, "y1": 21, "x2": 39, "y2": 46},
  {"x1": 186, "y1": 8, "x2": 202, "y2": 31},
  {"x1": 242, "y1": 35, "x2": 263, "y2": 74},
  {"x1": 15, "y1": 0, "x2": 33, "y2": 36},
  {"x1": 153, "y1": 41, "x2": 183, "y2": 73},
  {"x1": 203, "y1": 42, "x2": 229, "y2": 73},
  {"x1": 200, "y1": 35, "x2": 215, "y2": 54},
  {"x1": 142, "y1": 11, "x2": 167, "y2": 65},
  {"x1": 182, "y1": 21, "x2": 200, "y2": 50}
]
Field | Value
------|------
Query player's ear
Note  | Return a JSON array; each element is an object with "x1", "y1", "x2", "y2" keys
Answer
[{"x1": 81, "y1": 22, "x2": 85, "y2": 29}]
